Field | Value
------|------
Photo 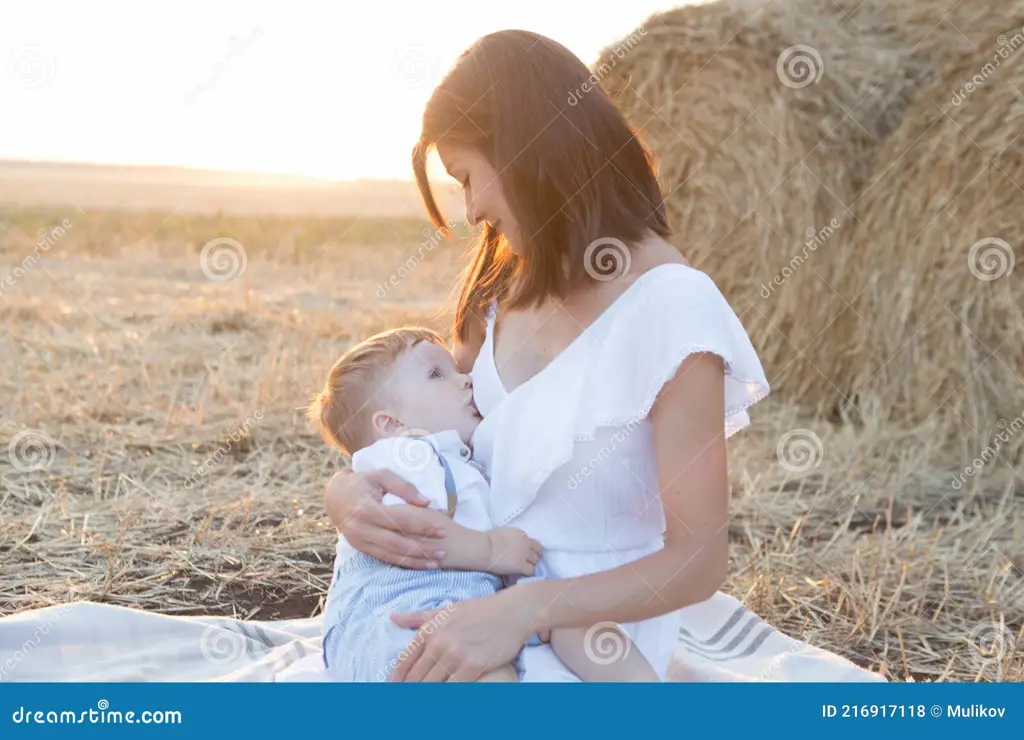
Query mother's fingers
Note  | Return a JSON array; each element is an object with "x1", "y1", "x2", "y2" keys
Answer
[
  {"x1": 390, "y1": 609, "x2": 435, "y2": 629},
  {"x1": 369, "y1": 530, "x2": 444, "y2": 569},
  {"x1": 383, "y1": 503, "x2": 452, "y2": 539},
  {"x1": 422, "y1": 661, "x2": 450, "y2": 683},
  {"x1": 449, "y1": 662, "x2": 485, "y2": 683},
  {"x1": 366, "y1": 468, "x2": 429, "y2": 506},
  {"x1": 403, "y1": 652, "x2": 434, "y2": 683},
  {"x1": 390, "y1": 632, "x2": 426, "y2": 682}
]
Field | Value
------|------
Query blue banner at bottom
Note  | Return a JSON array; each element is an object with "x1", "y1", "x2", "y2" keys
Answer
[{"x1": 1, "y1": 684, "x2": 1018, "y2": 738}]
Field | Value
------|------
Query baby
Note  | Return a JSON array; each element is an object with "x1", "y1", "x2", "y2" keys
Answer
[{"x1": 308, "y1": 326, "x2": 657, "y2": 682}]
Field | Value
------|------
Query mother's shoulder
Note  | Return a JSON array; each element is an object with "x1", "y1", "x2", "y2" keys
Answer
[{"x1": 597, "y1": 235, "x2": 693, "y2": 301}]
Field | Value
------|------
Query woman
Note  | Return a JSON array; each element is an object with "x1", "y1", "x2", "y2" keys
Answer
[{"x1": 324, "y1": 29, "x2": 770, "y2": 682}]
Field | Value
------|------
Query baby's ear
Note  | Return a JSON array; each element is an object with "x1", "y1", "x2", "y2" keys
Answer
[{"x1": 369, "y1": 410, "x2": 400, "y2": 438}]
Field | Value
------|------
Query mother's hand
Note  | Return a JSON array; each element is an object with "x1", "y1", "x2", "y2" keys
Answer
[
  {"x1": 389, "y1": 588, "x2": 536, "y2": 682},
  {"x1": 323, "y1": 468, "x2": 449, "y2": 569}
]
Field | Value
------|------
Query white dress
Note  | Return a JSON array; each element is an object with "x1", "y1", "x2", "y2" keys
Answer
[{"x1": 468, "y1": 262, "x2": 771, "y2": 681}]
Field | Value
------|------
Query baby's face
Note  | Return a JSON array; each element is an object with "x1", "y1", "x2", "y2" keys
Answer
[{"x1": 386, "y1": 340, "x2": 482, "y2": 445}]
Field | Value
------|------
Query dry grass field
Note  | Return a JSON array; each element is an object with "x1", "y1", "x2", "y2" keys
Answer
[{"x1": 0, "y1": 168, "x2": 1021, "y2": 682}]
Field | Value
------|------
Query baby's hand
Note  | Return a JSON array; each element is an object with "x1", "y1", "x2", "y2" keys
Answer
[{"x1": 486, "y1": 527, "x2": 543, "y2": 577}]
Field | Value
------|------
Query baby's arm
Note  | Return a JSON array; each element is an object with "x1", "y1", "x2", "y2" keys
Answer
[
  {"x1": 547, "y1": 624, "x2": 659, "y2": 682},
  {"x1": 440, "y1": 524, "x2": 542, "y2": 577},
  {"x1": 354, "y1": 439, "x2": 540, "y2": 577}
]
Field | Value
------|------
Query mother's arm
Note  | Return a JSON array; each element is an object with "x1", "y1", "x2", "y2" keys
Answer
[
  {"x1": 390, "y1": 352, "x2": 730, "y2": 681},
  {"x1": 321, "y1": 312, "x2": 487, "y2": 569}
]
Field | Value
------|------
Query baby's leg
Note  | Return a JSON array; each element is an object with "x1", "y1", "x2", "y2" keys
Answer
[
  {"x1": 549, "y1": 624, "x2": 659, "y2": 682},
  {"x1": 475, "y1": 663, "x2": 519, "y2": 682}
]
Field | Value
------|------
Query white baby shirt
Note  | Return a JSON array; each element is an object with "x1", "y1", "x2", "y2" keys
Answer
[{"x1": 334, "y1": 430, "x2": 494, "y2": 563}]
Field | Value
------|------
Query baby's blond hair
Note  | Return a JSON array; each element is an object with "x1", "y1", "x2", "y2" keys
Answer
[{"x1": 307, "y1": 326, "x2": 446, "y2": 455}]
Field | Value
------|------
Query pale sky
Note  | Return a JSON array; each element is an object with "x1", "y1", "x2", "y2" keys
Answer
[{"x1": 1, "y1": 0, "x2": 700, "y2": 182}]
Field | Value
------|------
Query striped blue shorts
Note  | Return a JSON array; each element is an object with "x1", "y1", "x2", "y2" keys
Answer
[{"x1": 322, "y1": 552, "x2": 502, "y2": 682}]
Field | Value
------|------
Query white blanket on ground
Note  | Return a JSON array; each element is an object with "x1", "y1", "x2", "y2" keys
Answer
[{"x1": 0, "y1": 592, "x2": 885, "y2": 682}]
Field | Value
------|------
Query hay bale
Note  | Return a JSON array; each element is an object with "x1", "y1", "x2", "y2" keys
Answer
[
  {"x1": 820, "y1": 21, "x2": 1024, "y2": 458},
  {"x1": 595, "y1": 0, "x2": 915, "y2": 413},
  {"x1": 820, "y1": 0, "x2": 1024, "y2": 94}
]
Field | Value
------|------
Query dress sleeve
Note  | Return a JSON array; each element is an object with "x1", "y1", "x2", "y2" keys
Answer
[
  {"x1": 575, "y1": 266, "x2": 770, "y2": 439},
  {"x1": 350, "y1": 437, "x2": 449, "y2": 513}
]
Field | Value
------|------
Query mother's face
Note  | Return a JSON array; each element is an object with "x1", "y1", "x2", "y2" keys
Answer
[{"x1": 436, "y1": 141, "x2": 523, "y2": 255}]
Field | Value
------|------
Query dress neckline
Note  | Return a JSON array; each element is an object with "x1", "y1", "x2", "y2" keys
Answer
[{"x1": 486, "y1": 262, "x2": 689, "y2": 399}]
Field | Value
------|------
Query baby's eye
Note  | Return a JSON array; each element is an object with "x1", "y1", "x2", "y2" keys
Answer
[{"x1": 429, "y1": 367, "x2": 443, "y2": 379}]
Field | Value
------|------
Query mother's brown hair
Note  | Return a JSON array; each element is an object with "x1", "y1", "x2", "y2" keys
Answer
[{"x1": 412, "y1": 29, "x2": 670, "y2": 343}]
